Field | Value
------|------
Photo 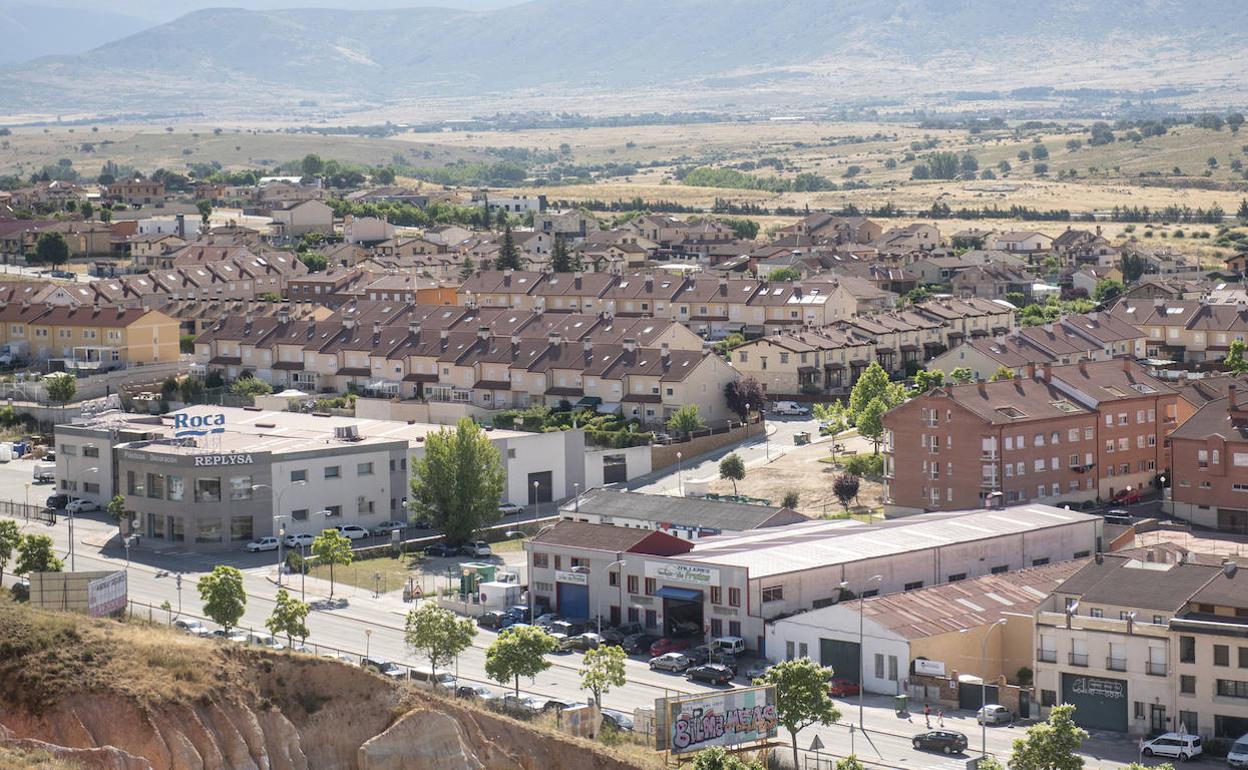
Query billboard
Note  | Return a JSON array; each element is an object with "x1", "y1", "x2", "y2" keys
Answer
[
  {"x1": 87, "y1": 571, "x2": 128, "y2": 617},
  {"x1": 654, "y1": 685, "x2": 778, "y2": 755},
  {"x1": 645, "y1": 561, "x2": 719, "y2": 586}
]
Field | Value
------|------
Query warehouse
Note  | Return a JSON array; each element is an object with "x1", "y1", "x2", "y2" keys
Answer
[
  {"x1": 526, "y1": 503, "x2": 1104, "y2": 655},
  {"x1": 56, "y1": 405, "x2": 587, "y2": 550}
]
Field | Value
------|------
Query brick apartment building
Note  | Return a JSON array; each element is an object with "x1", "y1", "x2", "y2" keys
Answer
[
  {"x1": 883, "y1": 359, "x2": 1178, "y2": 515},
  {"x1": 1168, "y1": 384, "x2": 1248, "y2": 533}
]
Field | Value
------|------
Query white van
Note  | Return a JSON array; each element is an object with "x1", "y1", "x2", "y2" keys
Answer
[
  {"x1": 711, "y1": 636, "x2": 746, "y2": 656},
  {"x1": 1141, "y1": 732, "x2": 1202, "y2": 761},
  {"x1": 1228, "y1": 733, "x2": 1248, "y2": 768},
  {"x1": 32, "y1": 462, "x2": 55, "y2": 483}
]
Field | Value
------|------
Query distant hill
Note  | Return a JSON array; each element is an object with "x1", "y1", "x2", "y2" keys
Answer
[
  {"x1": 3, "y1": 0, "x2": 1246, "y2": 117},
  {"x1": 0, "y1": 1, "x2": 148, "y2": 64}
]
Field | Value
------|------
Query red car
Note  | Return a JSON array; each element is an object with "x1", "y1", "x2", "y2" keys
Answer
[
  {"x1": 649, "y1": 638, "x2": 690, "y2": 657},
  {"x1": 828, "y1": 678, "x2": 860, "y2": 697},
  {"x1": 1112, "y1": 489, "x2": 1141, "y2": 505}
]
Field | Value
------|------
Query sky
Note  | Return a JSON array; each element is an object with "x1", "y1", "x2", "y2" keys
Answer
[{"x1": 27, "y1": 0, "x2": 524, "y2": 23}]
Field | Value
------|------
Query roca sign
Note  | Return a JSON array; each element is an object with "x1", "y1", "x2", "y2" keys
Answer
[{"x1": 173, "y1": 413, "x2": 227, "y2": 437}]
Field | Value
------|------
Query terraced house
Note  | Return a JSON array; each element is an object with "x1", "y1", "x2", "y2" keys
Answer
[
  {"x1": 1108, "y1": 299, "x2": 1248, "y2": 364},
  {"x1": 0, "y1": 302, "x2": 178, "y2": 368}
]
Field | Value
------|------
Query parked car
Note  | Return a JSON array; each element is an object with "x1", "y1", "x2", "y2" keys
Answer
[
  {"x1": 173, "y1": 618, "x2": 210, "y2": 637},
  {"x1": 246, "y1": 536, "x2": 281, "y2": 553},
  {"x1": 772, "y1": 401, "x2": 809, "y2": 416},
  {"x1": 1112, "y1": 488, "x2": 1142, "y2": 505},
  {"x1": 622, "y1": 633, "x2": 658, "y2": 655},
  {"x1": 423, "y1": 542, "x2": 457, "y2": 558},
  {"x1": 284, "y1": 532, "x2": 315, "y2": 548},
  {"x1": 460, "y1": 540, "x2": 492, "y2": 557},
  {"x1": 335, "y1": 524, "x2": 369, "y2": 540},
  {"x1": 411, "y1": 667, "x2": 457, "y2": 691},
  {"x1": 212, "y1": 629, "x2": 248, "y2": 644},
  {"x1": 478, "y1": 611, "x2": 512, "y2": 630},
  {"x1": 912, "y1": 730, "x2": 968, "y2": 755},
  {"x1": 600, "y1": 709, "x2": 634, "y2": 732},
  {"x1": 504, "y1": 605, "x2": 529, "y2": 623},
  {"x1": 411, "y1": 519, "x2": 432, "y2": 529},
  {"x1": 456, "y1": 684, "x2": 497, "y2": 702},
  {"x1": 686, "y1": 663, "x2": 735, "y2": 685},
  {"x1": 1142, "y1": 733, "x2": 1202, "y2": 761},
  {"x1": 246, "y1": 632, "x2": 284, "y2": 650},
  {"x1": 1226, "y1": 733, "x2": 1248, "y2": 768},
  {"x1": 322, "y1": 652, "x2": 357, "y2": 666},
  {"x1": 828, "y1": 679, "x2": 860, "y2": 697},
  {"x1": 1103, "y1": 508, "x2": 1132, "y2": 525},
  {"x1": 534, "y1": 613, "x2": 562, "y2": 629},
  {"x1": 361, "y1": 657, "x2": 406, "y2": 679},
  {"x1": 559, "y1": 633, "x2": 603, "y2": 652},
  {"x1": 976, "y1": 705, "x2": 1013, "y2": 725},
  {"x1": 45, "y1": 493, "x2": 69, "y2": 509},
  {"x1": 65, "y1": 498, "x2": 99, "y2": 514},
  {"x1": 497, "y1": 502, "x2": 525, "y2": 516},
  {"x1": 686, "y1": 645, "x2": 713, "y2": 666},
  {"x1": 711, "y1": 636, "x2": 746, "y2": 656},
  {"x1": 371, "y1": 521, "x2": 406, "y2": 536},
  {"x1": 743, "y1": 661, "x2": 772, "y2": 681},
  {"x1": 601, "y1": 622, "x2": 644, "y2": 645},
  {"x1": 650, "y1": 637, "x2": 691, "y2": 657},
  {"x1": 649, "y1": 652, "x2": 692, "y2": 672},
  {"x1": 548, "y1": 619, "x2": 586, "y2": 637},
  {"x1": 671, "y1": 619, "x2": 701, "y2": 636}
]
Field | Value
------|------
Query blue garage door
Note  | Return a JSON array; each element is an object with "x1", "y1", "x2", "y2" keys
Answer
[
  {"x1": 557, "y1": 582, "x2": 589, "y2": 620},
  {"x1": 1061, "y1": 673, "x2": 1128, "y2": 733}
]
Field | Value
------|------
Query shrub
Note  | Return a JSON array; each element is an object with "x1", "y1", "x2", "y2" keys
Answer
[{"x1": 843, "y1": 453, "x2": 884, "y2": 479}]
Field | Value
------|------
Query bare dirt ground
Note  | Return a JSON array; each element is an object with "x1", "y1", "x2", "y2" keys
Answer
[{"x1": 703, "y1": 437, "x2": 884, "y2": 519}]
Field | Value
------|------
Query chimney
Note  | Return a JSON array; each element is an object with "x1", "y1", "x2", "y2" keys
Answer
[
  {"x1": 623, "y1": 338, "x2": 637, "y2": 353},
  {"x1": 977, "y1": 378, "x2": 987, "y2": 396},
  {"x1": 644, "y1": 273, "x2": 654, "y2": 290},
  {"x1": 1041, "y1": 362, "x2": 1052, "y2": 382},
  {"x1": 439, "y1": 329, "x2": 449, "y2": 341},
  {"x1": 1087, "y1": 311, "x2": 1099, "y2": 321},
  {"x1": 661, "y1": 342, "x2": 670, "y2": 359},
  {"x1": 582, "y1": 339, "x2": 593, "y2": 355},
  {"x1": 719, "y1": 277, "x2": 728, "y2": 296},
  {"x1": 277, "y1": 307, "x2": 290, "y2": 324},
  {"x1": 343, "y1": 318, "x2": 355, "y2": 330},
  {"x1": 1122, "y1": 357, "x2": 1131, "y2": 372},
  {"x1": 793, "y1": 281, "x2": 803, "y2": 295},
  {"x1": 548, "y1": 332, "x2": 562, "y2": 346},
  {"x1": 408, "y1": 320, "x2": 421, "y2": 336},
  {"x1": 503, "y1": 269, "x2": 513, "y2": 286},
  {"x1": 1231, "y1": 384, "x2": 1238, "y2": 410},
  {"x1": 477, "y1": 325, "x2": 490, "y2": 342},
  {"x1": 510, "y1": 334, "x2": 521, "y2": 346},
  {"x1": 534, "y1": 296, "x2": 546, "y2": 313},
  {"x1": 1026, "y1": 363, "x2": 1036, "y2": 380}
]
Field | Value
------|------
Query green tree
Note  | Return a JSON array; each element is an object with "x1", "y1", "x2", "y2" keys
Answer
[
  {"x1": 550, "y1": 235, "x2": 572, "y2": 273},
  {"x1": 1120, "y1": 251, "x2": 1147, "y2": 283},
  {"x1": 835, "y1": 758, "x2": 866, "y2": 770},
  {"x1": 298, "y1": 252, "x2": 327, "y2": 272},
  {"x1": 459, "y1": 257, "x2": 475, "y2": 281},
  {"x1": 494, "y1": 220, "x2": 521, "y2": 270},
  {"x1": 848, "y1": 361, "x2": 904, "y2": 418},
  {"x1": 230, "y1": 377, "x2": 273, "y2": 397},
  {"x1": 781, "y1": 490, "x2": 800, "y2": 509},
  {"x1": 758, "y1": 658, "x2": 840, "y2": 770},
  {"x1": 45, "y1": 374, "x2": 76, "y2": 405},
  {"x1": 484, "y1": 625, "x2": 558, "y2": 697},
  {"x1": 990, "y1": 365, "x2": 1015, "y2": 382},
  {"x1": 833, "y1": 473, "x2": 860, "y2": 510},
  {"x1": 1226, "y1": 339, "x2": 1248, "y2": 375},
  {"x1": 409, "y1": 417, "x2": 505, "y2": 545},
  {"x1": 812, "y1": 401, "x2": 850, "y2": 434},
  {"x1": 1008, "y1": 703, "x2": 1087, "y2": 770},
  {"x1": 195, "y1": 199, "x2": 212, "y2": 226},
  {"x1": 0, "y1": 520, "x2": 21, "y2": 584},
  {"x1": 913, "y1": 369, "x2": 944, "y2": 392},
  {"x1": 1237, "y1": 198, "x2": 1248, "y2": 224},
  {"x1": 80, "y1": 201, "x2": 93, "y2": 220},
  {"x1": 197, "y1": 565, "x2": 246, "y2": 632},
  {"x1": 404, "y1": 602, "x2": 477, "y2": 678},
  {"x1": 300, "y1": 154, "x2": 324, "y2": 177},
  {"x1": 926, "y1": 151, "x2": 961, "y2": 179},
  {"x1": 949, "y1": 367, "x2": 973, "y2": 385},
  {"x1": 1093, "y1": 279, "x2": 1123, "y2": 303},
  {"x1": 1032, "y1": 143, "x2": 1050, "y2": 160},
  {"x1": 724, "y1": 377, "x2": 765, "y2": 420},
  {"x1": 579, "y1": 644, "x2": 626, "y2": 707},
  {"x1": 856, "y1": 398, "x2": 888, "y2": 454},
  {"x1": 766, "y1": 267, "x2": 802, "y2": 282},
  {"x1": 718, "y1": 453, "x2": 746, "y2": 495},
  {"x1": 265, "y1": 587, "x2": 310, "y2": 647},
  {"x1": 34, "y1": 231, "x2": 69, "y2": 267},
  {"x1": 666, "y1": 404, "x2": 705, "y2": 437},
  {"x1": 104, "y1": 493, "x2": 135, "y2": 532},
  {"x1": 311, "y1": 529, "x2": 353, "y2": 599},
  {"x1": 15, "y1": 534, "x2": 62, "y2": 575},
  {"x1": 690, "y1": 747, "x2": 764, "y2": 770}
]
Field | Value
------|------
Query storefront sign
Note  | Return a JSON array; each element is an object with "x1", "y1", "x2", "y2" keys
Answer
[
  {"x1": 554, "y1": 570, "x2": 589, "y2": 585},
  {"x1": 645, "y1": 562, "x2": 719, "y2": 586},
  {"x1": 914, "y1": 659, "x2": 946, "y2": 677},
  {"x1": 173, "y1": 413, "x2": 227, "y2": 437},
  {"x1": 121, "y1": 450, "x2": 179, "y2": 465},
  {"x1": 193, "y1": 454, "x2": 255, "y2": 467}
]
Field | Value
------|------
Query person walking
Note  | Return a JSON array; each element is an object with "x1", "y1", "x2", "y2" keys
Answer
[
  {"x1": 924, "y1": 703, "x2": 932, "y2": 728},
  {"x1": 938, "y1": 708, "x2": 945, "y2": 727}
]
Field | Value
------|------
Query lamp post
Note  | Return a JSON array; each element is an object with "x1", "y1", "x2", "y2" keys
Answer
[
  {"x1": 599, "y1": 559, "x2": 626, "y2": 634},
  {"x1": 365, "y1": 628, "x2": 372, "y2": 659},
  {"x1": 962, "y1": 618, "x2": 1008, "y2": 758},
  {"x1": 123, "y1": 534, "x2": 135, "y2": 572},
  {"x1": 675, "y1": 451, "x2": 683, "y2": 497},
  {"x1": 532, "y1": 480, "x2": 540, "y2": 526},
  {"x1": 253, "y1": 480, "x2": 307, "y2": 587},
  {"x1": 843, "y1": 574, "x2": 883, "y2": 733}
]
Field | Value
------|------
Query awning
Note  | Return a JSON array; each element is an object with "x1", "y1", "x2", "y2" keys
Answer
[
  {"x1": 655, "y1": 586, "x2": 703, "y2": 602},
  {"x1": 574, "y1": 396, "x2": 602, "y2": 408}
]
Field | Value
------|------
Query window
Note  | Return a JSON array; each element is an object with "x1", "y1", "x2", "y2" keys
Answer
[
  {"x1": 357, "y1": 462, "x2": 373, "y2": 476},
  {"x1": 1118, "y1": 437, "x2": 1129, "y2": 451},
  {"x1": 1134, "y1": 702, "x2": 1145, "y2": 720},
  {"x1": 146, "y1": 473, "x2": 163, "y2": 499},
  {"x1": 728, "y1": 587, "x2": 741, "y2": 607},
  {"x1": 83, "y1": 445, "x2": 99, "y2": 458},
  {"x1": 1216, "y1": 645, "x2": 1230, "y2": 667},
  {"x1": 875, "y1": 654, "x2": 885, "y2": 680},
  {"x1": 532, "y1": 552, "x2": 549, "y2": 569},
  {"x1": 888, "y1": 655, "x2": 899, "y2": 681},
  {"x1": 608, "y1": 571, "x2": 618, "y2": 587},
  {"x1": 761, "y1": 586, "x2": 784, "y2": 603},
  {"x1": 904, "y1": 580, "x2": 924, "y2": 591},
  {"x1": 1032, "y1": 557, "x2": 1050, "y2": 567},
  {"x1": 1180, "y1": 675, "x2": 1196, "y2": 694},
  {"x1": 1179, "y1": 711, "x2": 1198, "y2": 735},
  {"x1": 644, "y1": 577, "x2": 656, "y2": 596},
  {"x1": 229, "y1": 476, "x2": 252, "y2": 501},
  {"x1": 291, "y1": 509, "x2": 308, "y2": 521},
  {"x1": 194, "y1": 477, "x2": 221, "y2": 503},
  {"x1": 1180, "y1": 636, "x2": 1196, "y2": 664},
  {"x1": 728, "y1": 621, "x2": 741, "y2": 637},
  {"x1": 1240, "y1": 647, "x2": 1248, "y2": 668},
  {"x1": 991, "y1": 565, "x2": 1009, "y2": 574},
  {"x1": 291, "y1": 469, "x2": 307, "y2": 483},
  {"x1": 324, "y1": 466, "x2": 340, "y2": 479},
  {"x1": 627, "y1": 575, "x2": 638, "y2": 594},
  {"x1": 710, "y1": 586, "x2": 722, "y2": 605},
  {"x1": 324, "y1": 505, "x2": 341, "y2": 517},
  {"x1": 1041, "y1": 690, "x2": 1057, "y2": 707},
  {"x1": 1090, "y1": 608, "x2": 1104, "y2": 618},
  {"x1": 1106, "y1": 440, "x2": 1114, "y2": 454},
  {"x1": 1068, "y1": 429, "x2": 1080, "y2": 442},
  {"x1": 1216, "y1": 679, "x2": 1248, "y2": 699},
  {"x1": 948, "y1": 573, "x2": 967, "y2": 582}
]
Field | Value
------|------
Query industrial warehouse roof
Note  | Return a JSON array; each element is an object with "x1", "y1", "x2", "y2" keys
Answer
[
  {"x1": 561, "y1": 488, "x2": 808, "y2": 532},
  {"x1": 679, "y1": 505, "x2": 1100, "y2": 578}
]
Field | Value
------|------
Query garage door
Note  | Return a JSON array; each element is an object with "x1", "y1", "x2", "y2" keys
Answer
[
  {"x1": 1061, "y1": 673, "x2": 1128, "y2": 733},
  {"x1": 958, "y1": 682, "x2": 1000, "y2": 711},
  {"x1": 819, "y1": 638, "x2": 861, "y2": 684},
  {"x1": 557, "y1": 582, "x2": 589, "y2": 620}
]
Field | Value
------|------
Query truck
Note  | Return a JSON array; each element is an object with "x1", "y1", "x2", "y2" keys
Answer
[{"x1": 32, "y1": 462, "x2": 55, "y2": 483}]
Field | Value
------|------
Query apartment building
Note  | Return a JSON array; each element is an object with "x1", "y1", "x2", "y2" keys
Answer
[
  {"x1": 1034, "y1": 551, "x2": 1248, "y2": 740},
  {"x1": 882, "y1": 360, "x2": 1177, "y2": 515},
  {"x1": 1168, "y1": 385, "x2": 1248, "y2": 533},
  {"x1": 105, "y1": 179, "x2": 166, "y2": 207},
  {"x1": 0, "y1": 302, "x2": 179, "y2": 368},
  {"x1": 1108, "y1": 299, "x2": 1248, "y2": 364}
]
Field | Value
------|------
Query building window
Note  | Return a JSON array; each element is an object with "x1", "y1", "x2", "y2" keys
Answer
[
  {"x1": 1180, "y1": 675, "x2": 1196, "y2": 694},
  {"x1": 904, "y1": 580, "x2": 924, "y2": 591},
  {"x1": 1215, "y1": 645, "x2": 1230, "y2": 667},
  {"x1": 1134, "y1": 701, "x2": 1145, "y2": 720},
  {"x1": 324, "y1": 505, "x2": 341, "y2": 517},
  {"x1": 1216, "y1": 679, "x2": 1248, "y2": 699},
  {"x1": 291, "y1": 469, "x2": 307, "y2": 483},
  {"x1": 324, "y1": 466, "x2": 340, "y2": 479},
  {"x1": 875, "y1": 654, "x2": 885, "y2": 679},
  {"x1": 626, "y1": 575, "x2": 638, "y2": 593},
  {"x1": 146, "y1": 473, "x2": 163, "y2": 499},
  {"x1": 532, "y1": 553, "x2": 548, "y2": 569},
  {"x1": 194, "y1": 477, "x2": 221, "y2": 503},
  {"x1": 229, "y1": 476, "x2": 253, "y2": 501},
  {"x1": 710, "y1": 586, "x2": 722, "y2": 605},
  {"x1": 82, "y1": 446, "x2": 99, "y2": 458},
  {"x1": 1032, "y1": 558, "x2": 1050, "y2": 567},
  {"x1": 1090, "y1": 608, "x2": 1103, "y2": 618},
  {"x1": 644, "y1": 577, "x2": 656, "y2": 596},
  {"x1": 1179, "y1": 711, "x2": 1198, "y2": 735},
  {"x1": 948, "y1": 573, "x2": 967, "y2": 582},
  {"x1": 291, "y1": 509, "x2": 308, "y2": 521},
  {"x1": 761, "y1": 586, "x2": 784, "y2": 603},
  {"x1": 1239, "y1": 647, "x2": 1248, "y2": 668},
  {"x1": 357, "y1": 462, "x2": 373, "y2": 476},
  {"x1": 1041, "y1": 690, "x2": 1057, "y2": 707},
  {"x1": 991, "y1": 565, "x2": 1009, "y2": 574},
  {"x1": 608, "y1": 571, "x2": 618, "y2": 587},
  {"x1": 728, "y1": 587, "x2": 741, "y2": 607}
]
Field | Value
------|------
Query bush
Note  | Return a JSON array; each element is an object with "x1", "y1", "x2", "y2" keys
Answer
[{"x1": 843, "y1": 453, "x2": 884, "y2": 479}]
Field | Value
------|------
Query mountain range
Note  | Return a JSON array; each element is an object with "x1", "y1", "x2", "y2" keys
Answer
[{"x1": 3, "y1": 0, "x2": 1247, "y2": 119}]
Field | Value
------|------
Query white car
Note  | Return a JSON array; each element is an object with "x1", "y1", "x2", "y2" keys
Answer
[
  {"x1": 247, "y1": 632, "x2": 285, "y2": 650},
  {"x1": 283, "y1": 532, "x2": 315, "y2": 548},
  {"x1": 498, "y1": 502, "x2": 525, "y2": 516},
  {"x1": 173, "y1": 618, "x2": 211, "y2": 637},
  {"x1": 335, "y1": 524, "x2": 369, "y2": 540},
  {"x1": 460, "y1": 540, "x2": 492, "y2": 557},
  {"x1": 246, "y1": 536, "x2": 281, "y2": 552},
  {"x1": 771, "y1": 401, "x2": 809, "y2": 416},
  {"x1": 65, "y1": 498, "x2": 100, "y2": 514},
  {"x1": 1142, "y1": 733, "x2": 1202, "y2": 761},
  {"x1": 976, "y1": 704, "x2": 1012, "y2": 725}
]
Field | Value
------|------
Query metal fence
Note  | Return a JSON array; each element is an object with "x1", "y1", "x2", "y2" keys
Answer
[{"x1": 0, "y1": 498, "x2": 54, "y2": 524}]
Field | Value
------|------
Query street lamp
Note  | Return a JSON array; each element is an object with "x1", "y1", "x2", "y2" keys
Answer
[
  {"x1": 532, "y1": 480, "x2": 540, "y2": 526},
  {"x1": 842, "y1": 574, "x2": 883, "y2": 733},
  {"x1": 598, "y1": 559, "x2": 626, "y2": 634},
  {"x1": 122, "y1": 534, "x2": 136, "y2": 572},
  {"x1": 962, "y1": 618, "x2": 1008, "y2": 758},
  {"x1": 253, "y1": 480, "x2": 307, "y2": 587},
  {"x1": 675, "y1": 451, "x2": 683, "y2": 496}
]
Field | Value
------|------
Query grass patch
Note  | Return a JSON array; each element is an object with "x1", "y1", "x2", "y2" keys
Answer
[
  {"x1": 306, "y1": 554, "x2": 422, "y2": 593},
  {"x1": 0, "y1": 746, "x2": 86, "y2": 770},
  {"x1": 488, "y1": 537, "x2": 526, "y2": 553}
]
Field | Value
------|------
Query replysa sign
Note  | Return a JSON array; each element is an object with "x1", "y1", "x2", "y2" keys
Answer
[{"x1": 174, "y1": 413, "x2": 227, "y2": 437}]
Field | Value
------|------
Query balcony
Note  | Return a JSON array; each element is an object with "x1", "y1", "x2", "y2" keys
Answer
[
  {"x1": 981, "y1": 451, "x2": 999, "y2": 460},
  {"x1": 1069, "y1": 652, "x2": 1089, "y2": 667},
  {"x1": 1147, "y1": 662, "x2": 1168, "y2": 676},
  {"x1": 1106, "y1": 656, "x2": 1127, "y2": 672},
  {"x1": 1037, "y1": 649, "x2": 1057, "y2": 664}
]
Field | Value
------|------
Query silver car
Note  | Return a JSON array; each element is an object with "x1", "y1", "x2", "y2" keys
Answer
[{"x1": 649, "y1": 652, "x2": 691, "y2": 672}]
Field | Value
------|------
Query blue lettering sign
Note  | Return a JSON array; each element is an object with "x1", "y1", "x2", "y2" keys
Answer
[{"x1": 173, "y1": 413, "x2": 226, "y2": 437}]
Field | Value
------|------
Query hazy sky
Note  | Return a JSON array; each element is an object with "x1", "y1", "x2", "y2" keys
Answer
[{"x1": 33, "y1": 0, "x2": 524, "y2": 23}]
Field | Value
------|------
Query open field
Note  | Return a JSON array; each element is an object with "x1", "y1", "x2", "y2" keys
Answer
[{"x1": 703, "y1": 440, "x2": 884, "y2": 519}]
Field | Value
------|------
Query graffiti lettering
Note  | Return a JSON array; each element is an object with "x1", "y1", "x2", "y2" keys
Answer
[{"x1": 671, "y1": 704, "x2": 779, "y2": 751}]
